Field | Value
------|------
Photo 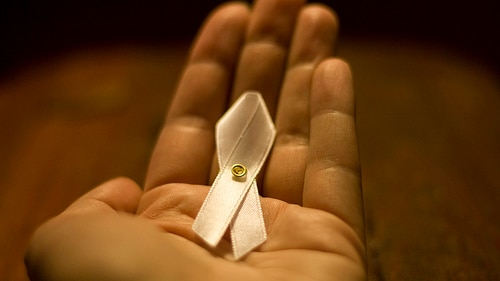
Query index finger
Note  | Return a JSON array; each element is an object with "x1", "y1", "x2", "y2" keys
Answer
[{"x1": 144, "y1": 4, "x2": 250, "y2": 190}]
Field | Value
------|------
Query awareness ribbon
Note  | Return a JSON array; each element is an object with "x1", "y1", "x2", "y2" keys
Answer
[{"x1": 192, "y1": 91, "x2": 276, "y2": 259}]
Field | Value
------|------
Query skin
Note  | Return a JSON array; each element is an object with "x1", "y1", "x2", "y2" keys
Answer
[{"x1": 25, "y1": 0, "x2": 366, "y2": 280}]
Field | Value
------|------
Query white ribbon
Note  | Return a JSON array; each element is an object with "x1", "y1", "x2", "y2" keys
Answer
[{"x1": 192, "y1": 91, "x2": 276, "y2": 259}]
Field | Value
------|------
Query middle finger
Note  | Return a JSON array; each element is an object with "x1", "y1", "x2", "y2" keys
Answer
[
  {"x1": 264, "y1": 5, "x2": 338, "y2": 203},
  {"x1": 230, "y1": 0, "x2": 305, "y2": 115}
]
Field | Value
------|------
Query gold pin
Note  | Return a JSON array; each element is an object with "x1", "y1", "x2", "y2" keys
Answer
[{"x1": 231, "y1": 164, "x2": 247, "y2": 177}]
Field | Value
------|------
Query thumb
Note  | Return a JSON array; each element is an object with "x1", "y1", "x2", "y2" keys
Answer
[
  {"x1": 64, "y1": 177, "x2": 143, "y2": 216},
  {"x1": 25, "y1": 178, "x2": 144, "y2": 281}
]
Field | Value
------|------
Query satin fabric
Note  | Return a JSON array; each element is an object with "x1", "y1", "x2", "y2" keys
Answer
[{"x1": 192, "y1": 91, "x2": 276, "y2": 259}]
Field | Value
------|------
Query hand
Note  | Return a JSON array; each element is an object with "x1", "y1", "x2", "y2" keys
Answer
[{"x1": 25, "y1": 0, "x2": 366, "y2": 280}]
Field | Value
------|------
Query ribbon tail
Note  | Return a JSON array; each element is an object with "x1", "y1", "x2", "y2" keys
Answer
[
  {"x1": 192, "y1": 168, "x2": 252, "y2": 247},
  {"x1": 230, "y1": 180, "x2": 267, "y2": 259}
]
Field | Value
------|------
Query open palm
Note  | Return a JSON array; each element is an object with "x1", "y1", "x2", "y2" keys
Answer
[{"x1": 26, "y1": 0, "x2": 366, "y2": 280}]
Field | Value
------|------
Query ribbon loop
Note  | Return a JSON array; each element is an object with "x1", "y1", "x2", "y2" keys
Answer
[{"x1": 192, "y1": 91, "x2": 276, "y2": 259}]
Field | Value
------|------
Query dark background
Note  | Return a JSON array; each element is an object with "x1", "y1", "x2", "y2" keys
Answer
[{"x1": 0, "y1": 0, "x2": 499, "y2": 76}]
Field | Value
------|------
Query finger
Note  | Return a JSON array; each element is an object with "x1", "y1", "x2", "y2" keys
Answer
[
  {"x1": 145, "y1": 3, "x2": 250, "y2": 190},
  {"x1": 231, "y1": 0, "x2": 305, "y2": 116},
  {"x1": 264, "y1": 5, "x2": 338, "y2": 203},
  {"x1": 64, "y1": 177, "x2": 143, "y2": 215},
  {"x1": 27, "y1": 208, "x2": 211, "y2": 281},
  {"x1": 303, "y1": 59, "x2": 364, "y2": 239}
]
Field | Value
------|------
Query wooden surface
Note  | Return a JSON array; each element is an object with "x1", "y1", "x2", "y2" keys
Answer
[{"x1": 0, "y1": 39, "x2": 499, "y2": 280}]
